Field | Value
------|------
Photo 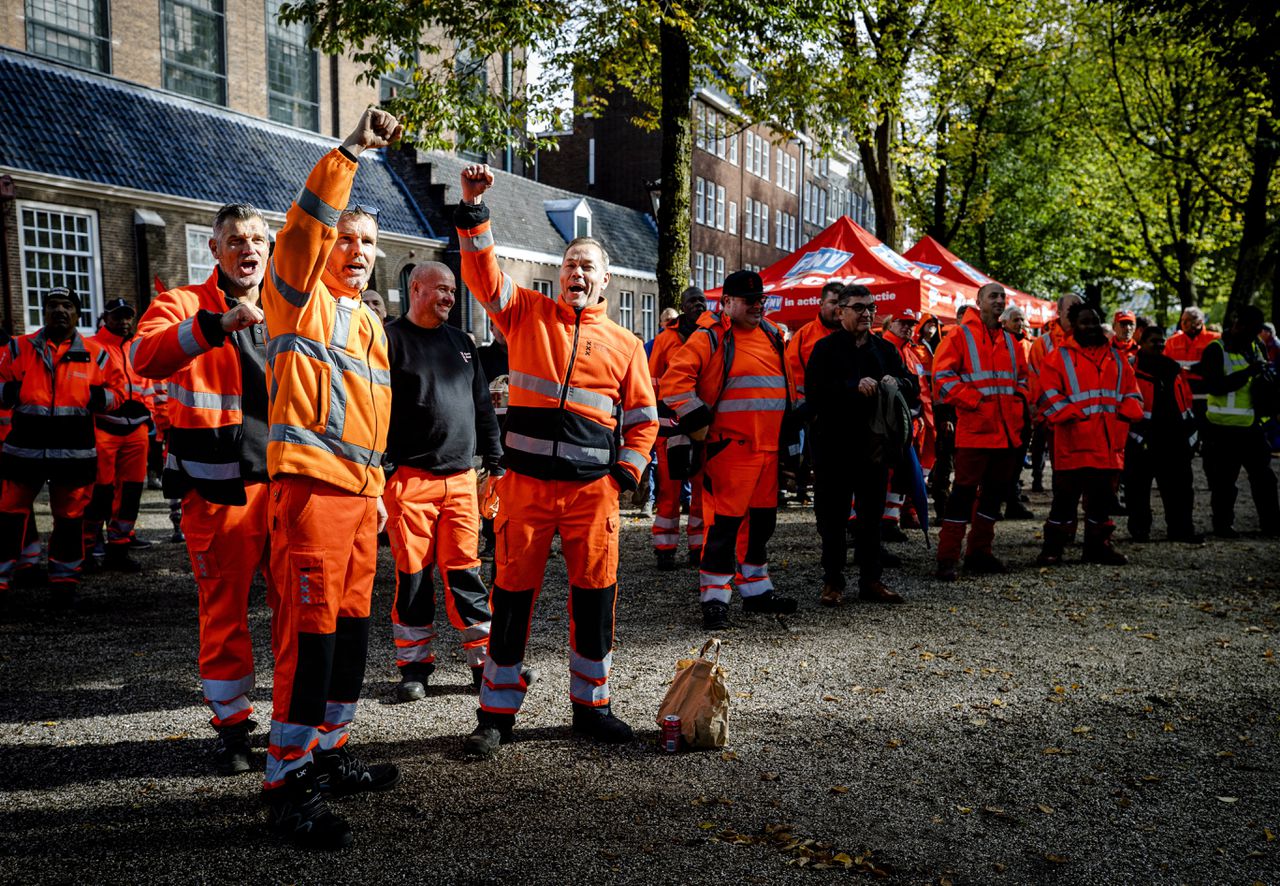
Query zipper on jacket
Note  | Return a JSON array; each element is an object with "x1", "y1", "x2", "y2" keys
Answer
[
  {"x1": 357, "y1": 317, "x2": 377, "y2": 497},
  {"x1": 553, "y1": 310, "x2": 585, "y2": 459}
]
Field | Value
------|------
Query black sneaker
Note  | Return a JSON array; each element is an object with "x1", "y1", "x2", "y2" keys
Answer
[
  {"x1": 171, "y1": 531, "x2": 186, "y2": 544},
  {"x1": 1003, "y1": 502, "x2": 1036, "y2": 521},
  {"x1": 128, "y1": 535, "x2": 154, "y2": 550},
  {"x1": 571, "y1": 703, "x2": 634, "y2": 744},
  {"x1": 655, "y1": 549, "x2": 677, "y2": 571},
  {"x1": 701, "y1": 601, "x2": 731, "y2": 630},
  {"x1": 463, "y1": 711, "x2": 515, "y2": 759},
  {"x1": 742, "y1": 591, "x2": 798, "y2": 615},
  {"x1": 881, "y1": 522, "x2": 909, "y2": 543},
  {"x1": 104, "y1": 545, "x2": 143, "y2": 573},
  {"x1": 314, "y1": 747, "x2": 401, "y2": 797},
  {"x1": 265, "y1": 764, "x2": 352, "y2": 850},
  {"x1": 212, "y1": 719, "x2": 256, "y2": 775},
  {"x1": 963, "y1": 552, "x2": 1008, "y2": 575}
]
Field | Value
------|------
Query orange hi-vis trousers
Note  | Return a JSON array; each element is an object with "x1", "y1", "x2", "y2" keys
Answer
[
  {"x1": 651, "y1": 438, "x2": 704, "y2": 553},
  {"x1": 84, "y1": 425, "x2": 148, "y2": 546},
  {"x1": 698, "y1": 439, "x2": 778, "y2": 605},
  {"x1": 385, "y1": 467, "x2": 491, "y2": 673},
  {"x1": 264, "y1": 476, "x2": 378, "y2": 789},
  {"x1": 183, "y1": 482, "x2": 273, "y2": 729},
  {"x1": 0, "y1": 480, "x2": 90, "y2": 589},
  {"x1": 480, "y1": 470, "x2": 619, "y2": 717}
]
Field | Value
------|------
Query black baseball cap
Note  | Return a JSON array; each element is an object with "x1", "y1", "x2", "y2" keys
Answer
[
  {"x1": 103, "y1": 297, "x2": 136, "y2": 316},
  {"x1": 44, "y1": 287, "x2": 81, "y2": 312}
]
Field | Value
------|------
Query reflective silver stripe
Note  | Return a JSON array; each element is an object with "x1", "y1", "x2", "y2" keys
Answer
[
  {"x1": 716, "y1": 397, "x2": 787, "y2": 412},
  {"x1": 569, "y1": 649, "x2": 613, "y2": 681},
  {"x1": 505, "y1": 432, "x2": 610, "y2": 464},
  {"x1": 14, "y1": 404, "x2": 89, "y2": 416},
  {"x1": 268, "y1": 423, "x2": 384, "y2": 467},
  {"x1": 460, "y1": 229, "x2": 495, "y2": 252},
  {"x1": 699, "y1": 570, "x2": 733, "y2": 587},
  {"x1": 664, "y1": 392, "x2": 706, "y2": 418},
  {"x1": 168, "y1": 382, "x2": 242, "y2": 412},
  {"x1": 203, "y1": 674, "x2": 254, "y2": 701},
  {"x1": 102, "y1": 390, "x2": 116, "y2": 409},
  {"x1": 2, "y1": 444, "x2": 96, "y2": 459},
  {"x1": 129, "y1": 338, "x2": 143, "y2": 364},
  {"x1": 295, "y1": 185, "x2": 341, "y2": 228},
  {"x1": 270, "y1": 259, "x2": 310, "y2": 308},
  {"x1": 560, "y1": 441, "x2": 611, "y2": 463},
  {"x1": 960, "y1": 325, "x2": 983, "y2": 371},
  {"x1": 621, "y1": 405, "x2": 658, "y2": 427},
  {"x1": 330, "y1": 298, "x2": 358, "y2": 350},
  {"x1": 652, "y1": 515, "x2": 679, "y2": 529},
  {"x1": 566, "y1": 385, "x2": 614, "y2": 414},
  {"x1": 570, "y1": 675, "x2": 610, "y2": 705},
  {"x1": 176, "y1": 316, "x2": 203, "y2": 357},
  {"x1": 166, "y1": 452, "x2": 241, "y2": 480},
  {"x1": 322, "y1": 700, "x2": 358, "y2": 727},
  {"x1": 267, "y1": 333, "x2": 392, "y2": 387},
  {"x1": 509, "y1": 370, "x2": 562, "y2": 400},
  {"x1": 724, "y1": 374, "x2": 786, "y2": 390},
  {"x1": 1079, "y1": 404, "x2": 1118, "y2": 416},
  {"x1": 618, "y1": 447, "x2": 648, "y2": 472},
  {"x1": 95, "y1": 349, "x2": 109, "y2": 369}
]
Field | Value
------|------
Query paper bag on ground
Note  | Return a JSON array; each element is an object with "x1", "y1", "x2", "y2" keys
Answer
[{"x1": 657, "y1": 638, "x2": 729, "y2": 748}]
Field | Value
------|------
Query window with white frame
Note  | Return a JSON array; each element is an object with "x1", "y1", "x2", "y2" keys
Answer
[
  {"x1": 729, "y1": 131, "x2": 738, "y2": 165},
  {"x1": 704, "y1": 182, "x2": 716, "y2": 228},
  {"x1": 729, "y1": 201, "x2": 738, "y2": 235},
  {"x1": 789, "y1": 215, "x2": 797, "y2": 250},
  {"x1": 776, "y1": 150, "x2": 784, "y2": 188},
  {"x1": 694, "y1": 253, "x2": 705, "y2": 290},
  {"x1": 760, "y1": 202, "x2": 769, "y2": 241},
  {"x1": 716, "y1": 185, "x2": 725, "y2": 230},
  {"x1": 640, "y1": 292, "x2": 655, "y2": 340},
  {"x1": 694, "y1": 103, "x2": 706, "y2": 150},
  {"x1": 618, "y1": 289, "x2": 634, "y2": 331},
  {"x1": 695, "y1": 178, "x2": 705, "y2": 225},
  {"x1": 185, "y1": 225, "x2": 216, "y2": 284},
  {"x1": 745, "y1": 132, "x2": 756, "y2": 175},
  {"x1": 532, "y1": 278, "x2": 553, "y2": 297},
  {"x1": 790, "y1": 155, "x2": 798, "y2": 193},
  {"x1": 18, "y1": 202, "x2": 101, "y2": 331},
  {"x1": 716, "y1": 256, "x2": 725, "y2": 287},
  {"x1": 761, "y1": 140, "x2": 770, "y2": 182},
  {"x1": 775, "y1": 209, "x2": 783, "y2": 248},
  {"x1": 744, "y1": 197, "x2": 754, "y2": 240}
]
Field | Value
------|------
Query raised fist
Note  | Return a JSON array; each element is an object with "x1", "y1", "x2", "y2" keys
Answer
[
  {"x1": 221, "y1": 301, "x2": 265, "y2": 333},
  {"x1": 343, "y1": 107, "x2": 403, "y2": 156},
  {"x1": 460, "y1": 164, "x2": 494, "y2": 205}
]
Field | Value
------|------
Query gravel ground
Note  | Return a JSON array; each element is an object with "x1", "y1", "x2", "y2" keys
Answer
[{"x1": 1, "y1": 464, "x2": 1277, "y2": 885}]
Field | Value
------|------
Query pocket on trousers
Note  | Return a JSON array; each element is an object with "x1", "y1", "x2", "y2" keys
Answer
[
  {"x1": 189, "y1": 544, "x2": 220, "y2": 580},
  {"x1": 291, "y1": 547, "x2": 326, "y2": 607}
]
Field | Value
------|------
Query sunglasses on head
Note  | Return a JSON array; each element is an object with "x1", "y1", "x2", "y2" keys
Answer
[{"x1": 345, "y1": 203, "x2": 381, "y2": 222}]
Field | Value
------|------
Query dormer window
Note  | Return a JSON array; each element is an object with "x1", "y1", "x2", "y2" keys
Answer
[{"x1": 545, "y1": 198, "x2": 592, "y2": 243}]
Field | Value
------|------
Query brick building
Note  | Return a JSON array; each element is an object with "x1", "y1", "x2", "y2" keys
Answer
[{"x1": 535, "y1": 84, "x2": 876, "y2": 296}]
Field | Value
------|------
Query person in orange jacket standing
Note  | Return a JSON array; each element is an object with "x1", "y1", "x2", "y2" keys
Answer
[
  {"x1": 1164, "y1": 306, "x2": 1220, "y2": 422},
  {"x1": 84, "y1": 298, "x2": 155, "y2": 573},
  {"x1": 1111, "y1": 309, "x2": 1138, "y2": 364},
  {"x1": 932, "y1": 283, "x2": 1031, "y2": 580},
  {"x1": 1026, "y1": 293, "x2": 1082, "y2": 493},
  {"x1": 1036, "y1": 302, "x2": 1145, "y2": 565},
  {"x1": 649, "y1": 286, "x2": 707, "y2": 569},
  {"x1": 259, "y1": 109, "x2": 403, "y2": 849},
  {"x1": 133, "y1": 202, "x2": 274, "y2": 777},
  {"x1": 455, "y1": 163, "x2": 658, "y2": 758},
  {"x1": 661, "y1": 270, "x2": 799, "y2": 630},
  {"x1": 0, "y1": 288, "x2": 121, "y2": 603}
]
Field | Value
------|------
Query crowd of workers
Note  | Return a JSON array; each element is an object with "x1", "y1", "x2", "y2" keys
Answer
[{"x1": 0, "y1": 108, "x2": 1276, "y2": 851}]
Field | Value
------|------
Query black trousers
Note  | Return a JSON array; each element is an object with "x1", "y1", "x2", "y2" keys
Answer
[
  {"x1": 1122, "y1": 438, "x2": 1195, "y2": 538},
  {"x1": 1048, "y1": 467, "x2": 1118, "y2": 526},
  {"x1": 814, "y1": 459, "x2": 889, "y2": 590},
  {"x1": 1201, "y1": 424, "x2": 1280, "y2": 532}
]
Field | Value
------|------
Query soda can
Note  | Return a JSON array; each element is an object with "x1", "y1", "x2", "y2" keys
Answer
[{"x1": 662, "y1": 714, "x2": 681, "y2": 753}]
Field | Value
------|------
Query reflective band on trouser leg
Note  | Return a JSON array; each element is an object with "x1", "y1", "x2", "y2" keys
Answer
[
  {"x1": 559, "y1": 476, "x2": 621, "y2": 705},
  {"x1": 0, "y1": 505, "x2": 27, "y2": 590},
  {"x1": 106, "y1": 427, "x2": 148, "y2": 545},
  {"x1": 47, "y1": 485, "x2": 91, "y2": 585},
  {"x1": 316, "y1": 700, "x2": 358, "y2": 753},
  {"x1": 384, "y1": 466, "x2": 440, "y2": 667},
  {"x1": 651, "y1": 513, "x2": 680, "y2": 549},
  {"x1": 392, "y1": 619, "x2": 437, "y2": 667},
  {"x1": 437, "y1": 470, "x2": 491, "y2": 669},
  {"x1": 17, "y1": 512, "x2": 40, "y2": 570},
  {"x1": 736, "y1": 561, "x2": 773, "y2": 598},
  {"x1": 652, "y1": 439, "x2": 681, "y2": 551},
  {"x1": 186, "y1": 484, "x2": 271, "y2": 728},
  {"x1": 883, "y1": 492, "x2": 904, "y2": 524},
  {"x1": 568, "y1": 578, "x2": 618, "y2": 708},
  {"x1": 569, "y1": 649, "x2": 614, "y2": 707},
  {"x1": 108, "y1": 482, "x2": 144, "y2": 545}
]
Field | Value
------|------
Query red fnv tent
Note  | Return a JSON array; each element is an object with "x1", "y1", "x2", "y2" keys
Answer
[{"x1": 903, "y1": 235, "x2": 1055, "y2": 328}]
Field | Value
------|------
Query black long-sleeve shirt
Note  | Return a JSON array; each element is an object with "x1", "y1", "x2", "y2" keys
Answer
[{"x1": 385, "y1": 316, "x2": 502, "y2": 474}]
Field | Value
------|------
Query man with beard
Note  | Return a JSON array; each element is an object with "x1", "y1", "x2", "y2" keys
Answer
[
  {"x1": 807, "y1": 286, "x2": 917, "y2": 606},
  {"x1": 1036, "y1": 302, "x2": 1144, "y2": 565},
  {"x1": 1124, "y1": 324, "x2": 1201, "y2": 543}
]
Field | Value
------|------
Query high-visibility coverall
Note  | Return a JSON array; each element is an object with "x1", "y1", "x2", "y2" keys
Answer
[
  {"x1": 661, "y1": 312, "x2": 790, "y2": 604},
  {"x1": 785, "y1": 317, "x2": 835, "y2": 413},
  {"x1": 456, "y1": 201, "x2": 658, "y2": 719},
  {"x1": 86, "y1": 325, "x2": 155, "y2": 549},
  {"x1": 261, "y1": 147, "x2": 390, "y2": 788},
  {"x1": 133, "y1": 268, "x2": 274, "y2": 730},
  {"x1": 648, "y1": 321, "x2": 703, "y2": 556},
  {"x1": 0, "y1": 402, "x2": 40, "y2": 577},
  {"x1": 0, "y1": 330, "x2": 119, "y2": 589},
  {"x1": 1037, "y1": 338, "x2": 1144, "y2": 553},
  {"x1": 1165, "y1": 328, "x2": 1221, "y2": 410},
  {"x1": 932, "y1": 310, "x2": 1030, "y2": 564}
]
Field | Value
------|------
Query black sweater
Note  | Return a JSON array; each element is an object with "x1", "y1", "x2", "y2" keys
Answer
[{"x1": 385, "y1": 316, "x2": 502, "y2": 474}]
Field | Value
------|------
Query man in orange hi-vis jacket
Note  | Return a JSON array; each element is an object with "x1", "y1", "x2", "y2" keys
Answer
[
  {"x1": 133, "y1": 202, "x2": 273, "y2": 778},
  {"x1": 661, "y1": 270, "x2": 799, "y2": 632},
  {"x1": 455, "y1": 163, "x2": 658, "y2": 759},
  {"x1": 258, "y1": 109, "x2": 403, "y2": 850}
]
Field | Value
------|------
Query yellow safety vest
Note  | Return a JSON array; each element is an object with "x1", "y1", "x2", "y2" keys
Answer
[{"x1": 1205, "y1": 341, "x2": 1256, "y2": 428}]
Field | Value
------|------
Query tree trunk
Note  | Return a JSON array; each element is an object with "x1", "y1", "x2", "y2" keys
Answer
[
  {"x1": 931, "y1": 111, "x2": 949, "y2": 244},
  {"x1": 1228, "y1": 110, "x2": 1280, "y2": 317},
  {"x1": 860, "y1": 114, "x2": 900, "y2": 249},
  {"x1": 657, "y1": 11, "x2": 693, "y2": 310}
]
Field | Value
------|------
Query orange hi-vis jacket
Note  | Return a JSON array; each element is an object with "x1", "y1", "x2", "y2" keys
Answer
[
  {"x1": 661, "y1": 312, "x2": 791, "y2": 452},
  {"x1": 1037, "y1": 337, "x2": 1144, "y2": 470},
  {"x1": 0, "y1": 329, "x2": 120, "y2": 486},
  {"x1": 1131, "y1": 357, "x2": 1196, "y2": 448},
  {"x1": 263, "y1": 148, "x2": 390, "y2": 497},
  {"x1": 785, "y1": 316, "x2": 835, "y2": 410},
  {"x1": 649, "y1": 323, "x2": 692, "y2": 440},
  {"x1": 1111, "y1": 337, "x2": 1138, "y2": 365},
  {"x1": 134, "y1": 269, "x2": 260, "y2": 505},
  {"x1": 92, "y1": 327, "x2": 154, "y2": 437},
  {"x1": 885, "y1": 328, "x2": 934, "y2": 427},
  {"x1": 456, "y1": 205, "x2": 657, "y2": 485},
  {"x1": 1027, "y1": 322, "x2": 1069, "y2": 414},
  {"x1": 1163, "y1": 328, "x2": 1220, "y2": 400},
  {"x1": 932, "y1": 309, "x2": 1030, "y2": 450}
]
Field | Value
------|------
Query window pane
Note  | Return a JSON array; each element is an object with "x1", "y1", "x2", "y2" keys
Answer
[
  {"x1": 25, "y1": 0, "x2": 110, "y2": 71},
  {"x1": 20, "y1": 204, "x2": 99, "y2": 330},
  {"x1": 266, "y1": 0, "x2": 319, "y2": 130},
  {"x1": 162, "y1": 0, "x2": 226, "y2": 104}
]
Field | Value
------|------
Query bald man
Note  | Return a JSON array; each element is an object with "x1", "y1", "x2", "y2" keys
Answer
[{"x1": 383, "y1": 262, "x2": 504, "y2": 699}]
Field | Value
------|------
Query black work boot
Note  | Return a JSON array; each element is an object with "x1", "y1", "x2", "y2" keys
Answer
[
  {"x1": 103, "y1": 544, "x2": 142, "y2": 573},
  {"x1": 687, "y1": 547, "x2": 702, "y2": 568},
  {"x1": 742, "y1": 591, "x2": 798, "y2": 615},
  {"x1": 701, "y1": 600, "x2": 731, "y2": 630},
  {"x1": 655, "y1": 549, "x2": 677, "y2": 571},
  {"x1": 395, "y1": 662, "x2": 434, "y2": 703},
  {"x1": 571, "y1": 703, "x2": 634, "y2": 744},
  {"x1": 314, "y1": 746, "x2": 401, "y2": 797},
  {"x1": 265, "y1": 764, "x2": 352, "y2": 850},
  {"x1": 463, "y1": 709, "x2": 515, "y2": 759},
  {"x1": 212, "y1": 719, "x2": 256, "y2": 775},
  {"x1": 1083, "y1": 522, "x2": 1127, "y2": 565}
]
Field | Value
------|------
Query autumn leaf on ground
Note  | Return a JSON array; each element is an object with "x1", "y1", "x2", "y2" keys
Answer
[
  {"x1": 1072, "y1": 725, "x2": 1092, "y2": 734},
  {"x1": 1217, "y1": 796, "x2": 1239, "y2": 804},
  {"x1": 1044, "y1": 852, "x2": 1069, "y2": 864},
  {"x1": 760, "y1": 772, "x2": 779, "y2": 781},
  {"x1": 830, "y1": 785, "x2": 850, "y2": 794},
  {"x1": 956, "y1": 805, "x2": 973, "y2": 814},
  {"x1": 1037, "y1": 803, "x2": 1054, "y2": 814},
  {"x1": 720, "y1": 750, "x2": 739, "y2": 762}
]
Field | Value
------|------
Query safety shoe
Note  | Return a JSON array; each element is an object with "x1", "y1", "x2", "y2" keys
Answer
[
  {"x1": 687, "y1": 548, "x2": 702, "y2": 568},
  {"x1": 571, "y1": 703, "x2": 634, "y2": 744},
  {"x1": 212, "y1": 719, "x2": 256, "y2": 775},
  {"x1": 395, "y1": 663, "x2": 434, "y2": 703},
  {"x1": 127, "y1": 535, "x2": 153, "y2": 550},
  {"x1": 742, "y1": 591, "x2": 798, "y2": 616},
  {"x1": 314, "y1": 747, "x2": 401, "y2": 797},
  {"x1": 1003, "y1": 502, "x2": 1036, "y2": 521},
  {"x1": 265, "y1": 764, "x2": 352, "y2": 850},
  {"x1": 701, "y1": 601, "x2": 731, "y2": 630},
  {"x1": 819, "y1": 583, "x2": 843, "y2": 607},
  {"x1": 463, "y1": 711, "x2": 515, "y2": 759},
  {"x1": 963, "y1": 552, "x2": 1007, "y2": 575},
  {"x1": 858, "y1": 581, "x2": 904, "y2": 604},
  {"x1": 171, "y1": 530, "x2": 186, "y2": 544},
  {"x1": 103, "y1": 545, "x2": 143, "y2": 573},
  {"x1": 655, "y1": 549, "x2": 677, "y2": 571},
  {"x1": 934, "y1": 559, "x2": 959, "y2": 582},
  {"x1": 881, "y1": 522, "x2": 909, "y2": 543}
]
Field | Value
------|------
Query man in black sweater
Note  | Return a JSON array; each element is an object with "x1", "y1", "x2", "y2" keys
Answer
[
  {"x1": 383, "y1": 261, "x2": 504, "y2": 700},
  {"x1": 805, "y1": 284, "x2": 918, "y2": 606}
]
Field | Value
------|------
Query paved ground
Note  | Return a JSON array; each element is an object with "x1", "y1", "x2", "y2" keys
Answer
[{"x1": 0, "y1": 468, "x2": 1277, "y2": 885}]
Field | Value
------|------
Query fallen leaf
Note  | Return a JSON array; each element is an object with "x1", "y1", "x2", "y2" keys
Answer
[
  {"x1": 760, "y1": 772, "x2": 779, "y2": 782},
  {"x1": 1138, "y1": 633, "x2": 1159, "y2": 640},
  {"x1": 1217, "y1": 796, "x2": 1239, "y2": 804},
  {"x1": 993, "y1": 862, "x2": 1007, "y2": 872},
  {"x1": 885, "y1": 738, "x2": 902, "y2": 749},
  {"x1": 991, "y1": 697, "x2": 1006, "y2": 707},
  {"x1": 1037, "y1": 803, "x2": 1054, "y2": 814},
  {"x1": 1072, "y1": 725, "x2": 1093, "y2": 734},
  {"x1": 1264, "y1": 827, "x2": 1275, "y2": 842},
  {"x1": 970, "y1": 717, "x2": 988, "y2": 727},
  {"x1": 1044, "y1": 852, "x2": 1069, "y2": 864},
  {"x1": 1163, "y1": 722, "x2": 1177, "y2": 732},
  {"x1": 720, "y1": 750, "x2": 739, "y2": 762},
  {"x1": 830, "y1": 785, "x2": 850, "y2": 794},
  {"x1": 698, "y1": 821, "x2": 716, "y2": 830},
  {"x1": 1139, "y1": 775, "x2": 1161, "y2": 783},
  {"x1": 956, "y1": 805, "x2": 973, "y2": 814},
  {"x1": 982, "y1": 805, "x2": 1006, "y2": 816}
]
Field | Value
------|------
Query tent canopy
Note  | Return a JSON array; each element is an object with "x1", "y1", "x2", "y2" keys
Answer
[
  {"x1": 903, "y1": 235, "x2": 1055, "y2": 327},
  {"x1": 706, "y1": 217, "x2": 983, "y2": 331}
]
